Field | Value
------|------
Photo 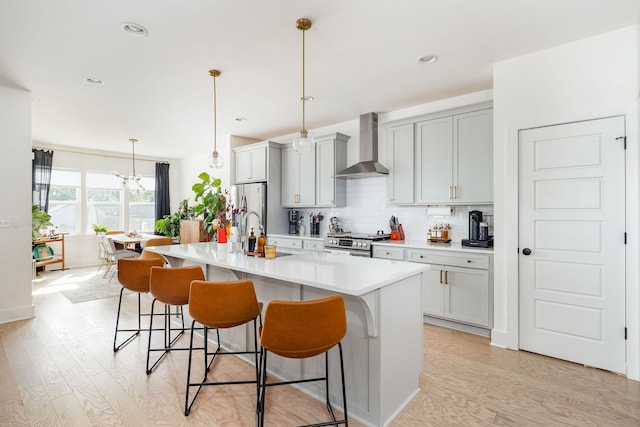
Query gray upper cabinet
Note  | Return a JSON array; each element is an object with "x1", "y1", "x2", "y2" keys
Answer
[
  {"x1": 387, "y1": 104, "x2": 493, "y2": 205},
  {"x1": 388, "y1": 123, "x2": 415, "y2": 204},
  {"x1": 234, "y1": 143, "x2": 267, "y2": 183},
  {"x1": 281, "y1": 144, "x2": 316, "y2": 206},
  {"x1": 281, "y1": 133, "x2": 348, "y2": 208},
  {"x1": 315, "y1": 133, "x2": 348, "y2": 207},
  {"x1": 453, "y1": 109, "x2": 493, "y2": 204}
]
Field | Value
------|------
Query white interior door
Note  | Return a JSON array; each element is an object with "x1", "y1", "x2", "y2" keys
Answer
[{"x1": 519, "y1": 116, "x2": 626, "y2": 374}]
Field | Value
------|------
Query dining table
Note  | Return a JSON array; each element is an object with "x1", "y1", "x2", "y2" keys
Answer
[{"x1": 108, "y1": 233, "x2": 158, "y2": 249}]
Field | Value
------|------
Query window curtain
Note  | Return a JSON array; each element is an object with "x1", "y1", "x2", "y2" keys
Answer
[
  {"x1": 155, "y1": 162, "x2": 171, "y2": 234},
  {"x1": 32, "y1": 149, "x2": 54, "y2": 212}
]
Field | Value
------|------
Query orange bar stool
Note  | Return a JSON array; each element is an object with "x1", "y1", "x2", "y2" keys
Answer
[
  {"x1": 185, "y1": 279, "x2": 262, "y2": 416},
  {"x1": 257, "y1": 295, "x2": 348, "y2": 427},
  {"x1": 113, "y1": 257, "x2": 165, "y2": 352},
  {"x1": 146, "y1": 265, "x2": 205, "y2": 374},
  {"x1": 139, "y1": 237, "x2": 173, "y2": 264}
]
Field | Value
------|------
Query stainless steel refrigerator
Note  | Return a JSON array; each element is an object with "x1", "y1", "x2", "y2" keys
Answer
[{"x1": 230, "y1": 182, "x2": 267, "y2": 250}]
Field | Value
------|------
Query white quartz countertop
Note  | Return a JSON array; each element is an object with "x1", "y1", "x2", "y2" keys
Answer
[
  {"x1": 373, "y1": 239, "x2": 494, "y2": 254},
  {"x1": 268, "y1": 233, "x2": 323, "y2": 241},
  {"x1": 148, "y1": 242, "x2": 427, "y2": 296}
]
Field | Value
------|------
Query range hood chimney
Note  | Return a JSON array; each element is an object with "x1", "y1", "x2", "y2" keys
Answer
[{"x1": 334, "y1": 112, "x2": 389, "y2": 178}]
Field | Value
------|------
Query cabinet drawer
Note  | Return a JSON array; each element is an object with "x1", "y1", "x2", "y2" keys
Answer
[
  {"x1": 303, "y1": 239, "x2": 324, "y2": 251},
  {"x1": 267, "y1": 237, "x2": 302, "y2": 249},
  {"x1": 372, "y1": 246, "x2": 405, "y2": 260},
  {"x1": 406, "y1": 249, "x2": 489, "y2": 269}
]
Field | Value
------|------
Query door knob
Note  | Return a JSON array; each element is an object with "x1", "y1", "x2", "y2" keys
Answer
[{"x1": 522, "y1": 248, "x2": 532, "y2": 255}]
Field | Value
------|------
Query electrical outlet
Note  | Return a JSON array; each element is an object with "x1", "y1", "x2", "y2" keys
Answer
[{"x1": 0, "y1": 217, "x2": 10, "y2": 227}]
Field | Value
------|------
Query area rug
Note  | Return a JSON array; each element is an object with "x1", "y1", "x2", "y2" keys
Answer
[{"x1": 34, "y1": 267, "x2": 124, "y2": 304}]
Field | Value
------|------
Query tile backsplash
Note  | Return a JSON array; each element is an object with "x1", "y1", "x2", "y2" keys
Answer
[{"x1": 294, "y1": 177, "x2": 493, "y2": 242}]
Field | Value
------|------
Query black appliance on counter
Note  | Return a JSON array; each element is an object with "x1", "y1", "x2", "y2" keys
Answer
[
  {"x1": 288, "y1": 210, "x2": 299, "y2": 234},
  {"x1": 324, "y1": 232, "x2": 390, "y2": 257},
  {"x1": 462, "y1": 210, "x2": 493, "y2": 248}
]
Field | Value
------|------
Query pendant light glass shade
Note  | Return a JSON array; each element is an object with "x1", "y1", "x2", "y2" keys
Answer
[
  {"x1": 208, "y1": 69, "x2": 224, "y2": 169},
  {"x1": 293, "y1": 18, "x2": 315, "y2": 154}
]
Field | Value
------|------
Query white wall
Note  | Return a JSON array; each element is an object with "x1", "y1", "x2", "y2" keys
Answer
[
  {"x1": 0, "y1": 85, "x2": 34, "y2": 323},
  {"x1": 493, "y1": 25, "x2": 640, "y2": 380}
]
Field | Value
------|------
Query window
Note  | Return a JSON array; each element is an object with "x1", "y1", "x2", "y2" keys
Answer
[
  {"x1": 86, "y1": 172, "x2": 156, "y2": 233},
  {"x1": 128, "y1": 176, "x2": 155, "y2": 233},
  {"x1": 87, "y1": 172, "x2": 123, "y2": 233},
  {"x1": 48, "y1": 169, "x2": 81, "y2": 234}
]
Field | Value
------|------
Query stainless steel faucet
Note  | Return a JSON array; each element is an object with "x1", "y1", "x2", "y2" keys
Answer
[{"x1": 242, "y1": 210, "x2": 262, "y2": 251}]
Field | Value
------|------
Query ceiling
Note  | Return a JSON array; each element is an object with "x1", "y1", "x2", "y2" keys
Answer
[{"x1": 1, "y1": 0, "x2": 639, "y2": 159}]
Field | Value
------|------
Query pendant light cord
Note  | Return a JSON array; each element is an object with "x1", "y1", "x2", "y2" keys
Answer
[{"x1": 301, "y1": 26, "x2": 306, "y2": 135}]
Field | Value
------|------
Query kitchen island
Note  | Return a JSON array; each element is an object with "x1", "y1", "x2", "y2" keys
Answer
[{"x1": 147, "y1": 242, "x2": 426, "y2": 427}]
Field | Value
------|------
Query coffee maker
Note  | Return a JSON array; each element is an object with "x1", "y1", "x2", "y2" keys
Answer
[
  {"x1": 288, "y1": 210, "x2": 299, "y2": 234},
  {"x1": 462, "y1": 210, "x2": 493, "y2": 248}
]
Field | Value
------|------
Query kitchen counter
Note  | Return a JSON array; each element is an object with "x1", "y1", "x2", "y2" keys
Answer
[
  {"x1": 147, "y1": 242, "x2": 424, "y2": 426},
  {"x1": 373, "y1": 238, "x2": 494, "y2": 254}
]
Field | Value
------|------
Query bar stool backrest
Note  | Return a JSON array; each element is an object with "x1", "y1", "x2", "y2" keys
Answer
[
  {"x1": 118, "y1": 258, "x2": 164, "y2": 293},
  {"x1": 261, "y1": 295, "x2": 346, "y2": 359},
  {"x1": 149, "y1": 265, "x2": 204, "y2": 305},
  {"x1": 189, "y1": 279, "x2": 261, "y2": 329}
]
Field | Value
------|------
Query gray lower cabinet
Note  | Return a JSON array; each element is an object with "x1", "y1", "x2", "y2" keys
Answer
[
  {"x1": 406, "y1": 249, "x2": 492, "y2": 328},
  {"x1": 374, "y1": 246, "x2": 493, "y2": 330}
]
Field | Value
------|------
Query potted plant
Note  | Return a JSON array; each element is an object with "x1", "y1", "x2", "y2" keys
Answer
[
  {"x1": 191, "y1": 172, "x2": 227, "y2": 235},
  {"x1": 92, "y1": 223, "x2": 108, "y2": 234},
  {"x1": 155, "y1": 199, "x2": 195, "y2": 238},
  {"x1": 32, "y1": 204, "x2": 53, "y2": 240}
]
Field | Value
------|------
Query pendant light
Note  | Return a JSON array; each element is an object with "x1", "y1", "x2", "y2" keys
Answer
[
  {"x1": 292, "y1": 18, "x2": 315, "y2": 154},
  {"x1": 208, "y1": 69, "x2": 224, "y2": 169},
  {"x1": 114, "y1": 138, "x2": 145, "y2": 192}
]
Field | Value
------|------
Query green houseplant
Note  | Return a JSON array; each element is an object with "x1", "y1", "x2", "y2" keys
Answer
[
  {"x1": 191, "y1": 172, "x2": 226, "y2": 234},
  {"x1": 92, "y1": 223, "x2": 108, "y2": 234},
  {"x1": 155, "y1": 199, "x2": 195, "y2": 238},
  {"x1": 32, "y1": 204, "x2": 53, "y2": 240}
]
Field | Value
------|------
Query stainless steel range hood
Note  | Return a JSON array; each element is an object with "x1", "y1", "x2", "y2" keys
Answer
[{"x1": 334, "y1": 112, "x2": 389, "y2": 178}]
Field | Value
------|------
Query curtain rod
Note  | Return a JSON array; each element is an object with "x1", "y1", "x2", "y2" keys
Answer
[{"x1": 32, "y1": 145, "x2": 169, "y2": 164}]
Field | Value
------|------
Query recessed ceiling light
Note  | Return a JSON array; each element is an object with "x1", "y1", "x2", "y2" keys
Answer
[
  {"x1": 235, "y1": 117, "x2": 247, "y2": 122},
  {"x1": 85, "y1": 78, "x2": 104, "y2": 85},
  {"x1": 301, "y1": 95, "x2": 314, "y2": 101},
  {"x1": 121, "y1": 22, "x2": 148, "y2": 37},
  {"x1": 418, "y1": 55, "x2": 438, "y2": 64}
]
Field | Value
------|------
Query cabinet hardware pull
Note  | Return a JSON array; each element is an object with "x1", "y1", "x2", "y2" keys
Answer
[
  {"x1": 452, "y1": 186, "x2": 457, "y2": 199},
  {"x1": 445, "y1": 270, "x2": 449, "y2": 285},
  {"x1": 448, "y1": 186, "x2": 452, "y2": 199},
  {"x1": 467, "y1": 259, "x2": 471, "y2": 263},
  {"x1": 439, "y1": 270, "x2": 443, "y2": 284},
  {"x1": 420, "y1": 255, "x2": 424, "y2": 259}
]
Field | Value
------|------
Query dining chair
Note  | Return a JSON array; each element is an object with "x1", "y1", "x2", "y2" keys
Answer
[
  {"x1": 102, "y1": 236, "x2": 139, "y2": 280},
  {"x1": 139, "y1": 237, "x2": 173, "y2": 264},
  {"x1": 257, "y1": 295, "x2": 348, "y2": 427},
  {"x1": 106, "y1": 230, "x2": 126, "y2": 250}
]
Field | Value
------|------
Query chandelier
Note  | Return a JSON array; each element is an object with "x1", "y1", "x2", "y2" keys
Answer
[
  {"x1": 208, "y1": 69, "x2": 224, "y2": 169},
  {"x1": 292, "y1": 18, "x2": 315, "y2": 154},
  {"x1": 114, "y1": 138, "x2": 145, "y2": 191}
]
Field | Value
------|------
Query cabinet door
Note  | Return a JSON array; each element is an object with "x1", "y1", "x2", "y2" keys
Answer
[
  {"x1": 388, "y1": 124, "x2": 415, "y2": 204},
  {"x1": 422, "y1": 264, "x2": 445, "y2": 317},
  {"x1": 453, "y1": 109, "x2": 493, "y2": 203},
  {"x1": 235, "y1": 150, "x2": 253, "y2": 183},
  {"x1": 235, "y1": 147, "x2": 267, "y2": 183},
  {"x1": 281, "y1": 146, "x2": 298, "y2": 206},
  {"x1": 298, "y1": 150, "x2": 315, "y2": 205},
  {"x1": 444, "y1": 266, "x2": 490, "y2": 327},
  {"x1": 415, "y1": 116, "x2": 453, "y2": 204},
  {"x1": 316, "y1": 138, "x2": 336, "y2": 206},
  {"x1": 281, "y1": 146, "x2": 315, "y2": 207}
]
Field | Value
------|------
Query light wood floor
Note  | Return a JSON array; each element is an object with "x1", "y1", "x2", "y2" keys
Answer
[{"x1": 1, "y1": 267, "x2": 639, "y2": 426}]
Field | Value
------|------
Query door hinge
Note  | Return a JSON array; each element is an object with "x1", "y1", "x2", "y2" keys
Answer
[
  {"x1": 616, "y1": 136, "x2": 627, "y2": 149},
  {"x1": 625, "y1": 327, "x2": 628, "y2": 340},
  {"x1": 625, "y1": 232, "x2": 627, "y2": 244}
]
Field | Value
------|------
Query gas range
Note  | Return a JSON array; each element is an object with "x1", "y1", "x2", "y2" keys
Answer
[{"x1": 324, "y1": 232, "x2": 391, "y2": 257}]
